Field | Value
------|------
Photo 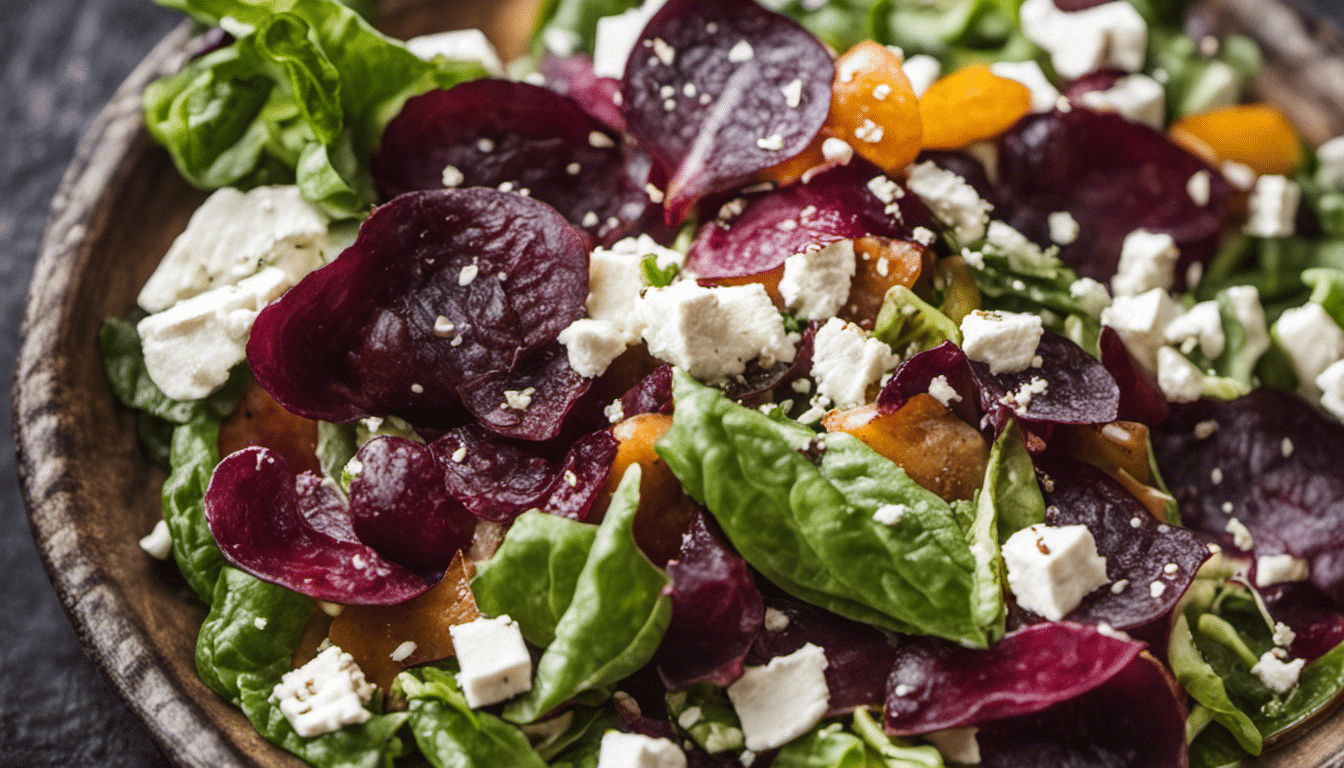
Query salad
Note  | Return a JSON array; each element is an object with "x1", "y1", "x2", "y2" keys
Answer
[{"x1": 98, "y1": 0, "x2": 1344, "y2": 765}]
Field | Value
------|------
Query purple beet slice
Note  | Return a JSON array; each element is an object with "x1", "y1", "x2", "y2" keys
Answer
[
  {"x1": 348, "y1": 437, "x2": 476, "y2": 574},
  {"x1": 971, "y1": 331, "x2": 1120, "y2": 428},
  {"x1": 877, "y1": 341, "x2": 982, "y2": 427},
  {"x1": 205, "y1": 447, "x2": 432, "y2": 605},
  {"x1": 884, "y1": 622, "x2": 1143, "y2": 736},
  {"x1": 976, "y1": 653, "x2": 1188, "y2": 768},
  {"x1": 431, "y1": 425, "x2": 618, "y2": 524},
  {"x1": 620, "y1": 365, "x2": 676, "y2": 418},
  {"x1": 1154, "y1": 391, "x2": 1344, "y2": 606},
  {"x1": 750, "y1": 596, "x2": 901, "y2": 716},
  {"x1": 996, "y1": 108, "x2": 1231, "y2": 284},
  {"x1": 247, "y1": 189, "x2": 589, "y2": 440},
  {"x1": 1032, "y1": 453, "x2": 1210, "y2": 629},
  {"x1": 656, "y1": 512, "x2": 764, "y2": 690},
  {"x1": 1099, "y1": 326, "x2": 1169, "y2": 426},
  {"x1": 622, "y1": 0, "x2": 834, "y2": 223},
  {"x1": 685, "y1": 162, "x2": 927, "y2": 280},
  {"x1": 371, "y1": 80, "x2": 653, "y2": 247},
  {"x1": 541, "y1": 53, "x2": 627, "y2": 134}
]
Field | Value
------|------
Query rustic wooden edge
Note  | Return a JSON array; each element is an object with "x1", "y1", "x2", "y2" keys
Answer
[{"x1": 14, "y1": 1, "x2": 1344, "y2": 767}]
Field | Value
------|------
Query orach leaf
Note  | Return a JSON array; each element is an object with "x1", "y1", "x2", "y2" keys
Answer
[{"x1": 622, "y1": 0, "x2": 834, "y2": 222}]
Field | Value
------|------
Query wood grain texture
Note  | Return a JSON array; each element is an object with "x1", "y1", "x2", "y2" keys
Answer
[{"x1": 10, "y1": 1, "x2": 1344, "y2": 767}]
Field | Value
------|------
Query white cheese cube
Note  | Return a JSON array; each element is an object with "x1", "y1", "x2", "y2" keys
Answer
[
  {"x1": 1156, "y1": 346, "x2": 1205, "y2": 403},
  {"x1": 449, "y1": 615, "x2": 533, "y2": 708},
  {"x1": 1069, "y1": 277, "x2": 1111, "y2": 318},
  {"x1": 1019, "y1": 0, "x2": 1147, "y2": 80},
  {"x1": 1317, "y1": 358, "x2": 1344, "y2": 420},
  {"x1": 1077, "y1": 73, "x2": 1165, "y2": 129},
  {"x1": 1112, "y1": 229, "x2": 1179, "y2": 297},
  {"x1": 138, "y1": 267, "x2": 290, "y2": 400},
  {"x1": 638, "y1": 282, "x2": 795, "y2": 382},
  {"x1": 272, "y1": 646, "x2": 375, "y2": 738},
  {"x1": 902, "y1": 54, "x2": 942, "y2": 97},
  {"x1": 986, "y1": 221, "x2": 1048, "y2": 268},
  {"x1": 779, "y1": 240, "x2": 857, "y2": 321},
  {"x1": 1317, "y1": 135, "x2": 1344, "y2": 190},
  {"x1": 1165, "y1": 301, "x2": 1225, "y2": 358},
  {"x1": 727, "y1": 643, "x2": 830, "y2": 751},
  {"x1": 597, "y1": 732, "x2": 687, "y2": 768},
  {"x1": 990, "y1": 60, "x2": 1060, "y2": 113},
  {"x1": 1251, "y1": 651, "x2": 1305, "y2": 694},
  {"x1": 1256, "y1": 554, "x2": 1309, "y2": 587},
  {"x1": 810, "y1": 318, "x2": 900, "y2": 410},
  {"x1": 1275, "y1": 302, "x2": 1344, "y2": 399},
  {"x1": 960, "y1": 310, "x2": 1044, "y2": 375},
  {"x1": 1101, "y1": 288, "x2": 1182, "y2": 371},
  {"x1": 1222, "y1": 160, "x2": 1257, "y2": 192},
  {"x1": 587, "y1": 240, "x2": 653, "y2": 338},
  {"x1": 1245, "y1": 175, "x2": 1301, "y2": 238},
  {"x1": 926, "y1": 727, "x2": 982, "y2": 765},
  {"x1": 404, "y1": 30, "x2": 505, "y2": 75},
  {"x1": 1002, "y1": 524, "x2": 1110, "y2": 621},
  {"x1": 905, "y1": 161, "x2": 993, "y2": 246},
  {"x1": 1225, "y1": 285, "x2": 1271, "y2": 362},
  {"x1": 1049, "y1": 211, "x2": 1081, "y2": 246},
  {"x1": 559, "y1": 319, "x2": 631, "y2": 378},
  {"x1": 592, "y1": 0, "x2": 671, "y2": 78},
  {"x1": 138, "y1": 186, "x2": 327, "y2": 313},
  {"x1": 139, "y1": 519, "x2": 173, "y2": 560}
]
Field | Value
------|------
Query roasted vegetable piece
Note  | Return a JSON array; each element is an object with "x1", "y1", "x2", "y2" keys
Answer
[
  {"x1": 598, "y1": 413, "x2": 699, "y2": 565},
  {"x1": 1169, "y1": 104, "x2": 1303, "y2": 175},
  {"x1": 828, "y1": 41, "x2": 922, "y2": 173},
  {"x1": 919, "y1": 65, "x2": 1032, "y2": 150},
  {"x1": 218, "y1": 382, "x2": 321, "y2": 476}
]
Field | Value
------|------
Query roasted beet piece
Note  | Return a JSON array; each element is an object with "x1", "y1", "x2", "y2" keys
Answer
[
  {"x1": 620, "y1": 365, "x2": 676, "y2": 418},
  {"x1": 997, "y1": 108, "x2": 1231, "y2": 284},
  {"x1": 1154, "y1": 391, "x2": 1344, "y2": 606},
  {"x1": 206, "y1": 447, "x2": 432, "y2": 604},
  {"x1": 884, "y1": 622, "x2": 1143, "y2": 735},
  {"x1": 1099, "y1": 326, "x2": 1169, "y2": 426},
  {"x1": 976, "y1": 653, "x2": 1188, "y2": 768},
  {"x1": 540, "y1": 53, "x2": 627, "y2": 134},
  {"x1": 877, "y1": 341, "x2": 981, "y2": 426},
  {"x1": 1033, "y1": 453, "x2": 1210, "y2": 629},
  {"x1": 656, "y1": 512, "x2": 764, "y2": 690},
  {"x1": 972, "y1": 331, "x2": 1120, "y2": 428},
  {"x1": 622, "y1": 0, "x2": 834, "y2": 222},
  {"x1": 685, "y1": 162, "x2": 926, "y2": 280},
  {"x1": 247, "y1": 189, "x2": 590, "y2": 440},
  {"x1": 371, "y1": 80, "x2": 652, "y2": 247},
  {"x1": 750, "y1": 596, "x2": 900, "y2": 716},
  {"x1": 432, "y1": 425, "x2": 618, "y2": 524},
  {"x1": 348, "y1": 437, "x2": 476, "y2": 574}
]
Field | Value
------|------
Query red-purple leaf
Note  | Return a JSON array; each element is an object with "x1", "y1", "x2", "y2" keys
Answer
[
  {"x1": 997, "y1": 108, "x2": 1231, "y2": 284},
  {"x1": 971, "y1": 331, "x2": 1119, "y2": 427},
  {"x1": 621, "y1": 365, "x2": 676, "y2": 418},
  {"x1": 877, "y1": 341, "x2": 982, "y2": 426},
  {"x1": 371, "y1": 81, "x2": 653, "y2": 247},
  {"x1": 205, "y1": 447, "x2": 432, "y2": 605},
  {"x1": 976, "y1": 653, "x2": 1188, "y2": 768},
  {"x1": 431, "y1": 426, "x2": 618, "y2": 524},
  {"x1": 622, "y1": 0, "x2": 834, "y2": 223},
  {"x1": 751, "y1": 596, "x2": 900, "y2": 717},
  {"x1": 1266, "y1": 583, "x2": 1344, "y2": 661},
  {"x1": 1154, "y1": 391, "x2": 1344, "y2": 606},
  {"x1": 458, "y1": 343, "x2": 593, "y2": 440},
  {"x1": 884, "y1": 622, "x2": 1143, "y2": 736},
  {"x1": 348, "y1": 437, "x2": 476, "y2": 574},
  {"x1": 1032, "y1": 453, "x2": 1209, "y2": 629},
  {"x1": 685, "y1": 162, "x2": 926, "y2": 280},
  {"x1": 541, "y1": 53, "x2": 627, "y2": 134},
  {"x1": 655, "y1": 512, "x2": 764, "y2": 690},
  {"x1": 1099, "y1": 326, "x2": 1169, "y2": 425},
  {"x1": 247, "y1": 189, "x2": 589, "y2": 440}
]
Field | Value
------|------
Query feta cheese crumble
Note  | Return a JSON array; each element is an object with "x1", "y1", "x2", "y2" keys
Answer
[
  {"x1": 1112, "y1": 229, "x2": 1179, "y2": 297},
  {"x1": 272, "y1": 646, "x2": 375, "y2": 738},
  {"x1": 139, "y1": 520, "x2": 173, "y2": 560},
  {"x1": 1275, "y1": 302, "x2": 1344, "y2": 398},
  {"x1": 810, "y1": 318, "x2": 900, "y2": 410},
  {"x1": 901, "y1": 54, "x2": 942, "y2": 97},
  {"x1": 404, "y1": 29, "x2": 506, "y2": 75},
  {"x1": 1255, "y1": 554, "x2": 1310, "y2": 587},
  {"x1": 1251, "y1": 651, "x2": 1305, "y2": 694},
  {"x1": 1077, "y1": 74, "x2": 1166, "y2": 129},
  {"x1": 1048, "y1": 211, "x2": 1081, "y2": 245},
  {"x1": 905, "y1": 161, "x2": 993, "y2": 245},
  {"x1": 727, "y1": 643, "x2": 830, "y2": 751},
  {"x1": 639, "y1": 282, "x2": 795, "y2": 382},
  {"x1": 449, "y1": 615, "x2": 533, "y2": 708},
  {"x1": 1156, "y1": 346, "x2": 1205, "y2": 403},
  {"x1": 1246, "y1": 174, "x2": 1301, "y2": 238},
  {"x1": 597, "y1": 732, "x2": 687, "y2": 768},
  {"x1": 1101, "y1": 288, "x2": 1182, "y2": 371},
  {"x1": 778, "y1": 240, "x2": 857, "y2": 320},
  {"x1": 960, "y1": 310, "x2": 1045, "y2": 374},
  {"x1": 1002, "y1": 524, "x2": 1110, "y2": 620},
  {"x1": 1165, "y1": 301, "x2": 1225, "y2": 358},
  {"x1": 990, "y1": 60, "x2": 1060, "y2": 113},
  {"x1": 1019, "y1": 0, "x2": 1148, "y2": 80}
]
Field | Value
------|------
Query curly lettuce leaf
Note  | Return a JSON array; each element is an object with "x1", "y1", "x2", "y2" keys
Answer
[
  {"x1": 504, "y1": 466, "x2": 672, "y2": 722},
  {"x1": 401, "y1": 668, "x2": 546, "y2": 768},
  {"x1": 658, "y1": 371, "x2": 998, "y2": 647}
]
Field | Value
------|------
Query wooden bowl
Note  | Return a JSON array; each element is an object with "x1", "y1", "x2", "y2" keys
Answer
[{"x1": 13, "y1": 0, "x2": 1344, "y2": 766}]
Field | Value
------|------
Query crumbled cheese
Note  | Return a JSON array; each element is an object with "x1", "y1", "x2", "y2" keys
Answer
[
  {"x1": 597, "y1": 731, "x2": 687, "y2": 768},
  {"x1": 1156, "y1": 346, "x2": 1204, "y2": 403},
  {"x1": 1019, "y1": 0, "x2": 1148, "y2": 80},
  {"x1": 928, "y1": 375, "x2": 961, "y2": 407},
  {"x1": 756, "y1": 134, "x2": 786, "y2": 151},
  {"x1": 1165, "y1": 301, "x2": 1226, "y2": 359},
  {"x1": 1317, "y1": 135, "x2": 1344, "y2": 190},
  {"x1": 1077, "y1": 74, "x2": 1166, "y2": 129},
  {"x1": 810, "y1": 318, "x2": 900, "y2": 410},
  {"x1": 404, "y1": 29, "x2": 506, "y2": 75},
  {"x1": 1275, "y1": 302, "x2": 1344, "y2": 399},
  {"x1": 854, "y1": 119, "x2": 885, "y2": 144},
  {"x1": 1069, "y1": 277, "x2": 1111, "y2": 317},
  {"x1": 503, "y1": 388, "x2": 535, "y2": 411},
  {"x1": 440, "y1": 164, "x2": 466, "y2": 188},
  {"x1": 638, "y1": 282, "x2": 795, "y2": 382},
  {"x1": 1048, "y1": 210, "x2": 1081, "y2": 245},
  {"x1": 1222, "y1": 160, "x2": 1257, "y2": 192},
  {"x1": 389, "y1": 641, "x2": 417, "y2": 662},
  {"x1": 1188, "y1": 170, "x2": 1212, "y2": 206},
  {"x1": 821, "y1": 137, "x2": 855, "y2": 164},
  {"x1": 1150, "y1": 580, "x2": 1168, "y2": 598},
  {"x1": 458, "y1": 263, "x2": 479, "y2": 286},
  {"x1": 1226, "y1": 285, "x2": 1271, "y2": 363},
  {"x1": 1194, "y1": 419, "x2": 1219, "y2": 439},
  {"x1": 782, "y1": 78, "x2": 804, "y2": 108},
  {"x1": 1112, "y1": 229, "x2": 1179, "y2": 297},
  {"x1": 1226, "y1": 518, "x2": 1254, "y2": 551},
  {"x1": 906, "y1": 161, "x2": 993, "y2": 245},
  {"x1": 764, "y1": 608, "x2": 791, "y2": 632},
  {"x1": 560, "y1": 319, "x2": 631, "y2": 378},
  {"x1": 727, "y1": 643, "x2": 830, "y2": 751},
  {"x1": 1246, "y1": 175, "x2": 1302, "y2": 238},
  {"x1": 1002, "y1": 524, "x2": 1110, "y2": 621},
  {"x1": 1005, "y1": 377, "x2": 1049, "y2": 411},
  {"x1": 779, "y1": 240, "x2": 857, "y2": 321},
  {"x1": 1318, "y1": 358, "x2": 1344, "y2": 420},
  {"x1": 873, "y1": 503, "x2": 910, "y2": 526},
  {"x1": 926, "y1": 728, "x2": 981, "y2": 765},
  {"x1": 1101, "y1": 288, "x2": 1182, "y2": 371},
  {"x1": 960, "y1": 310, "x2": 1044, "y2": 375},
  {"x1": 591, "y1": 0, "x2": 672, "y2": 78},
  {"x1": 272, "y1": 646, "x2": 374, "y2": 738},
  {"x1": 990, "y1": 59, "x2": 1060, "y2": 113},
  {"x1": 1273, "y1": 622, "x2": 1297, "y2": 648},
  {"x1": 1251, "y1": 651, "x2": 1305, "y2": 694},
  {"x1": 449, "y1": 615, "x2": 533, "y2": 708},
  {"x1": 901, "y1": 54, "x2": 942, "y2": 97},
  {"x1": 727, "y1": 40, "x2": 755, "y2": 63},
  {"x1": 139, "y1": 520, "x2": 173, "y2": 560},
  {"x1": 1255, "y1": 554, "x2": 1310, "y2": 587}
]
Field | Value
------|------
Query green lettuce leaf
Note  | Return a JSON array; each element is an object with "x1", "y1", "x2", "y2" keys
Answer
[
  {"x1": 774, "y1": 723, "x2": 873, "y2": 768},
  {"x1": 471, "y1": 511, "x2": 600, "y2": 647},
  {"x1": 658, "y1": 371, "x2": 996, "y2": 647},
  {"x1": 873, "y1": 286, "x2": 962, "y2": 355},
  {"x1": 504, "y1": 466, "x2": 672, "y2": 722},
  {"x1": 1169, "y1": 585, "x2": 1263, "y2": 755},
  {"x1": 316, "y1": 421, "x2": 358, "y2": 488},
  {"x1": 99, "y1": 316, "x2": 248, "y2": 424},
  {"x1": 162, "y1": 416, "x2": 228, "y2": 603},
  {"x1": 983, "y1": 420, "x2": 1045, "y2": 543},
  {"x1": 852, "y1": 709, "x2": 945, "y2": 767},
  {"x1": 401, "y1": 667, "x2": 546, "y2": 768},
  {"x1": 532, "y1": 0, "x2": 642, "y2": 56},
  {"x1": 666, "y1": 684, "x2": 745, "y2": 754}
]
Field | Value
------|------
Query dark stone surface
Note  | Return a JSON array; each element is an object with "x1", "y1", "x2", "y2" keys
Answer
[{"x1": 3, "y1": 0, "x2": 1344, "y2": 767}]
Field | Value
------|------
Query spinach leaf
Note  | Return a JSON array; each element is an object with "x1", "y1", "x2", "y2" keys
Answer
[
  {"x1": 774, "y1": 723, "x2": 872, "y2": 768},
  {"x1": 963, "y1": 236, "x2": 1101, "y2": 349},
  {"x1": 162, "y1": 416, "x2": 228, "y2": 602},
  {"x1": 666, "y1": 684, "x2": 745, "y2": 754},
  {"x1": 136, "y1": 412, "x2": 176, "y2": 470},
  {"x1": 238, "y1": 677, "x2": 409, "y2": 768},
  {"x1": 402, "y1": 668, "x2": 546, "y2": 768},
  {"x1": 528, "y1": 707, "x2": 615, "y2": 762},
  {"x1": 504, "y1": 466, "x2": 672, "y2": 722},
  {"x1": 873, "y1": 286, "x2": 961, "y2": 355},
  {"x1": 1169, "y1": 589, "x2": 1263, "y2": 755},
  {"x1": 658, "y1": 371, "x2": 995, "y2": 647},
  {"x1": 983, "y1": 420, "x2": 1044, "y2": 543},
  {"x1": 316, "y1": 421, "x2": 358, "y2": 487},
  {"x1": 471, "y1": 511, "x2": 600, "y2": 647},
  {"x1": 547, "y1": 712, "x2": 610, "y2": 768},
  {"x1": 100, "y1": 317, "x2": 248, "y2": 424}
]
